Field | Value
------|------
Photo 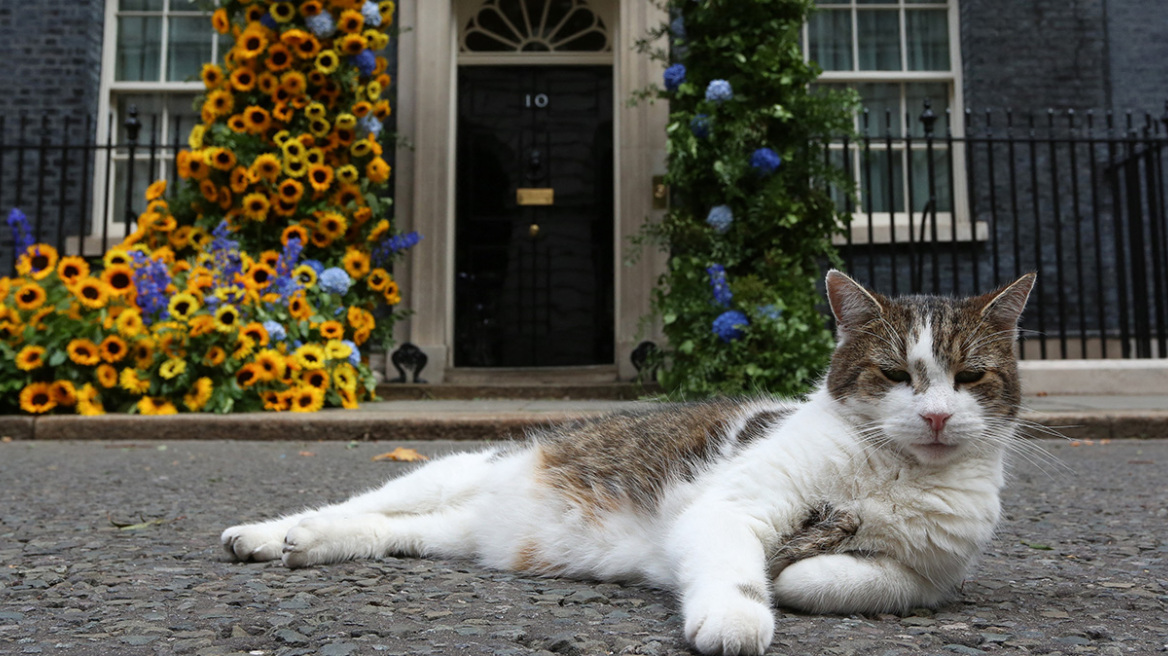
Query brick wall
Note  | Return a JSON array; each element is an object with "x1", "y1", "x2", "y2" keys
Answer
[{"x1": 1106, "y1": 0, "x2": 1168, "y2": 117}]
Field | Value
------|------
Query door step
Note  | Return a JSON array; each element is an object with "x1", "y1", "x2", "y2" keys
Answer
[{"x1": 377, "y1": 366, "x2": 658, "y2": 400}]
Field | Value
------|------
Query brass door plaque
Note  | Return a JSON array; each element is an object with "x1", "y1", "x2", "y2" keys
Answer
[{"x1": 517, "y1": 188, "x2": 554, "y2": 206}]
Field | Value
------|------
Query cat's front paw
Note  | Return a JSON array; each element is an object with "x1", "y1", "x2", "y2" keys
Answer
[
  {"x1": 684, "y1": 591, "x2": 775, "y2": 656},
  {"x1": 281, "y1": 515, "x2": 361, "y2": 569},
  {"x1": 221, "y1": 522, "x2": 286, "y2": 562}
]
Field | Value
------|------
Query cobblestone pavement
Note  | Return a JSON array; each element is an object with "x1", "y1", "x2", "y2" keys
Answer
[{"x1": 1, "y1": 438, "x2": 1166, "y2": 656}]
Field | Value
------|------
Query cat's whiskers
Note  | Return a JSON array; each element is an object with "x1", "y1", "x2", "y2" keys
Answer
[{"x1": 978, "y1": 417, "x2": 1072, "y2": 480}]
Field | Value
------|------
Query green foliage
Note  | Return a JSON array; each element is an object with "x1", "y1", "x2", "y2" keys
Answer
[{"x1": 643, "y1": 0, "x2": 856, "y2": 398}]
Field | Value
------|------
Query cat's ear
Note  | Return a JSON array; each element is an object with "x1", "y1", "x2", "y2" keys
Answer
[
  {"x1": 975, "y1": 273, "x2": 1036, "y2": 327},
  {"x1": 826, "y1": 269, "x2": 885, "y2": 339}
]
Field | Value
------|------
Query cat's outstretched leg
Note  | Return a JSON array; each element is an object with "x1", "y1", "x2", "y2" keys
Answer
[
  {"x1": 221, "y1": 449, "x2": 501, "y2": 563},
  {"x1": 772, "y1": 553, "x2": 950, "y2": 614},
  {"x1": 280, "y1": 507, "x2": 477, "y2": 568}
]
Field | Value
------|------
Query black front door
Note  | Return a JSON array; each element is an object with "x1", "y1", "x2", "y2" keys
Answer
[{"x1": 455, "y1": 66, "x2": 614, "y2": 367}]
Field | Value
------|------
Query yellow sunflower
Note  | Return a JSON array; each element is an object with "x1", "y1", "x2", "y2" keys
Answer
[
  {"x1": 168, "y1": 292, "x2": 200, "y2": 321},
  {"x1": 332, "y1": 363, "x2": 358, "y2": 393},
  {"x1": 237, "y1": 27, "x2": 268, "y2": 59},
  {"x1": 270, "y1": 1, "x2": 296, "y2": 22},
  {"x1": 212, "y1": 8, "x2": 230, "y2": 33},
  {"x1": 289, "y1": 385, "x2": 325, "y2": 413},
  {"x1": 133, "y1": 337, "x2": 157, "y2": 370},
  {"x1": 315, "y1": 49, "x2": 340, "y2": 75},
  {"x1": 214, "y1": 305, "x2": 242, "y2": 333},
  {"x1": 96, "y1": 364, "x2": 118, "y2": 388},
  {"x1": 119, "y1": 368, "x2": 151, "y2": 395},
  {"x1": 76, "y1": 384, "x2": 105, "y2": 416},
  {"x1": 50, "y1": 380, "x2": 77, "y2": 407},
  {"x1": 19, "y1": 382, "x2": 57, "y2": 414},
  {"x1": 159, "y1": 357, "x2": 187, "y2": 380},
  {"x1": 235, "y1": 362, "x2": 264, "y2": 388},
  {"x1": 316, "y1": 212, "x2": 348, "y2": 241},
  {"x1": 239, "y1": 322, "x2": 270, "y2": 348},
  {"x1": 307, "y1": 163, "x2": 334, "y2": 192},
  {"x1": 203, "y1": 346, "x2": 227, "y2": 367},
  {"x1": 342, "y1": 248, "x2": 371, "y2": 280},
  {"x1": 301, "y1": 368, "x2": 329, "y2": 390},
  {"x1": 188, "y1": 314, "x2": 216, "y2": 338},
  {"x1": 102, "y1": 264, "x2": 136, "y2": 297},
  {"x1": 72, "y1": 277, "x2": 108, "y2": 310},
  {"x1": 115, "y1": 308, "x2": 145, "y2": 338},
  {"x1": 184, "y1": 377, "x2": 213, "y2": 412},
  {"x1": 16, "y1": 345, "x2": 46, "y2": 371},
  {"x1": 250, "y1": 153, "x2": 282, "y2": 182},
  {"x1": 67, "y1": 338, "x2": 101, "y2": 366},
  {"x1": 319, "y1": 320, "x2": 344, "y2": 341},
  {"x1": 99, "y1": 335, "x2": 129, "y2": 363},
  {"x1": 366, "y1": 157, "x2": 391, "y2": 184},
  {"x1": 293, "y1": 343, "x2": 327, "y2": 370},
  {"x1": 325, "y1": 339, "x2": 352, "y2": 361},
  {"x1": 14, "y1": 281, "x2": 46, "y2": 310},
  {"x1": 254, "y1": 349, "x2": 287, "y2": 381},
  {"x1": 288, "y1": 291, "x2": 313, "y2": 320},
  {"x1": 233, "y1": 334, "x2": 257, "y2": 361},
  {"x1": 242, "y1": 193, "x2": 271, "y2": 221},
  {"x1": 55, "y1": 255, "x2": 89, "y2": 286},
  {"x1": 201, "y1": 63, "x2": 224, "y2": 88},
  {"x1": 338, "y1": 387, "x2": 359, "y2": 409},
  {"x1": 243, "y1": 105, "x2": 272, "y2": 133},
  {"x1": 137, "y1": 397, "x2": 178, "y2": 415},
  {"x1": 366, "y1": 268, "x2": 391, "y2": 292},
  {"x1": 292, "y1": 264, "x2": 318, "y2": 288}
]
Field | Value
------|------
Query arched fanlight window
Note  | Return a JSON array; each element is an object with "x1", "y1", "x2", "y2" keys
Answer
[{"x1": 461, "y1": 0, "x2": 611, "y2": 54}]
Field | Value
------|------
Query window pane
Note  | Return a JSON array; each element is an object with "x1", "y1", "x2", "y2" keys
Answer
[
  {"x1": 905, "y1": 82, "x2": 949, "y2": 137},
  {"x1": 808, "y1": 9, "x2": 852, "y2": 71},
  {"x1": 168, "y1": 16, "x2": 212, "y2": 81},
  {"x1": 911, "y1": 148, "x2": 953, "y2": 213},
  {"x1": 116, "y1": 16, "x2": 162, "y2": 81},
  {"x1": 860, "y1": 148, "x2": 905, "y2": 213},
  {"x1": 906, "y1": 9, "x2": 950, "y2": 70},
  {"x1": 115, "y1": 94, "x2": 165, "y2": 143},
  {"x1": 857, "y1": 10, "x2": 900, "y2": 71},
  {"x1": 119, "y1": 0, "x2": 164, "y2": 10},
  {"x1": 856, "y1": 83, "x2": 902, "y2": 136}
]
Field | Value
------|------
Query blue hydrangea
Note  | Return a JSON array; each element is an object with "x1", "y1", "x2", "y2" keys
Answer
[
  {"x1": 707, "y1": 264, "x2": 732, "y2": 307},
  {"x1": 6, "y1": 208, "x2": 33, "y2": 255},
  {"x1": 263, "y1": 320, "x2": 287, "y2": 343},
  {"x1": 305, "y1": 11, "x2": 335, "y2": 38},
  {"x1": 260, "y1": 13, "x2": 278, "y2": 29},
  {"x1": 705, "y1": 79, "x2": 733, "y2": 103},
  {"x1": 750, "y1": 147, "x2": 782, "y2": 175},
  {"x1": 302, "y1": 259, "x2": 325, "y2": 275},
  {"x1": 690, "y1": 114, "x2": 710, "y2": 139},
  {"x1": 670, "y1": 16, "x2": 686, "y2": 40},
  {"x1": 758, "y1": 304, "x2": 783, "y2": 320},
  {"x1": 353, "y1": 49, "x2": 377, "y2": 76},
  {"x1": 706, "y1": 205, "x2": 733, "y2": 233},
  {"x1": 361, "y1": 0, "x2": 382, "y2": 28},
  {"x1": 663, "y1": 63, "x2": 686, "y2": 92},
  {"x1": 358, "y1": 114, "x2": 383, "y2": 138},
  {"x1": 342, "y1": 339, "x2": 361, "y2": 366},
  {"x1": 319, "y1": 267, "x2": 352, "y2": 295},
  {"x1": 713, "y1": 310, "x2": 749, "y2": 343}
]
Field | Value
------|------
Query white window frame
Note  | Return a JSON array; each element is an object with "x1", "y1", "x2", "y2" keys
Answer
[
  {"x1": 88, "y1": 0, "x2": 221, "y2": 245},
  {"x1": 804, "y1": 0, "x2": 982, "y2": 244}
]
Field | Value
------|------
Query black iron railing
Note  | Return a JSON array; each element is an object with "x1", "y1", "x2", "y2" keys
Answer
[{"x1": 829, "y1": 102, "x2": 1168, "y2": 360}]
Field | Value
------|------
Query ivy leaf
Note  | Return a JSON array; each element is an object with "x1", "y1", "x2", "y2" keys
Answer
[
  {"x1": 663, "y1": 312, "x2": 677, "y2": 325},
  {"x1": 47, "y1": 350, "x2": 68, "y2": 367}
]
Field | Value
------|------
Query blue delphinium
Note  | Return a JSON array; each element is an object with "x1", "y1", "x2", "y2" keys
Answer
[
  {"x1": 260, "y1": 13, "x2": 278, "y2": 29},
  {"x1": 712, "y1": 310, "x2": 749, "y2": 343},
  {"x1": 353, "y1": 49, "x2": 377, "y2": 76},
  {"x1": 758, "y1": 304, "x2": 783, "y2": 321},
  {"x1": 663, "y1": 63, "x2": 686, "y2": 92},
  {"x1": 372, "y1": 230, "x2": 422, "y2": 267},
  {"x1": 750, "y1": 148, "x2": 782, "y2": 175},
  {"x1": 301, "y1": 259, "x2": 325, "y2": 275},
  {"x1": 358, "y1": 114, "x2": 383, "y2": 138},
  {"x1": 706, "y1": 205, "x2": 733, "y2": 233},
  {"x1": 319, "y1": 267, "x2": 352, "y2": 295},
  {"x1": 361, "y1": 0, "x2": 382, "y2": 28},
  {"x1": 690, "y1": 114, "x2": 710, "y2": 139},
  {"x1": 270, "y1": 237, "x2": 304, "y2": 300},
  {"x1": 342, "y1": 339, "x2": 361, "y2": 366},
  {"x1": 707, "y1": 264, "x2": 732, "y2": 307},
  {"x1": 263, "y1": 320, "x2": 288, "y2": 343},
  {"x1": 306, "y1": 11, "x2": 335, "y2": 38},
  {"x1": 209, "y1": 221, "x2": 242, "y2": 288},
  {"x1": 7, "y1": 208, "x2": 33, "y2": 255},
  {"x1": 130, "y1": 251, "x2": 172, "y2": 325},
  {"x1": 705, "y1": 79, "x2": 733, "y2": 103}
]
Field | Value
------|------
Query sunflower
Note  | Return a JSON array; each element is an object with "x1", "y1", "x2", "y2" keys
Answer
[
  {"x1": 281, "y1": 70, "x2": 307, "y2": 96},
  {"x1": 286, "y1": 292, "x2": 312, "y2": 321},
  {"x1": 235, "y1": 192, "x2": 268, "y2": 222},
  {"x1": 184, "y1": 151, "x2": 211, "y2": 180},
  {"x1": 300, "y1": 0, "x2": 324, "y2": 16},
  {"x1": 307, "y1": 163, "x2": 335, "y2": 192},
  {"x1": 277, "y1": 178, "x2": 305, "y2": 204},
  {"x1": 199, "y1": 178, "x2": 219, "y2": 203},
  {"x1": 266, "y1": 43, "x2": 293, "y2": 72},
  {"x1": 94, "y1": 364, "x2": 118, "y2": 389},
  {"x1": 348, "y1": 305, "x2": 374, "y2": 330},
  {"x1": 68, "y1": 278, "x2": 107, "y2": 311},
  {"x1": 366, "y1": 157, "x2": 392, "y2": 184},
  {"x1": 301, "y1": 368, "x2": 329, "y2": 390},
  {"x1": 373, "y1": 99, "x2": 392, "y2": 120},
  {"x1": 66, "y1": 338, "x2": 101, "y2": 366},
  {"x1": 338, "y1": 387, "x2": 360, "y2": 409},
  {"x1": 235, "y1": 362, "x2": 264, "y2": 388},
  {"x1": 260, "y1": 390, "x2": 288, "y2": 412},
  {"x1": 338, "y1": 9, "x2": 365, "y2": 33},
  {"x1": 244, "y1": 4, "x2": 266, "y2": 22},
  {"x1": 281, "y1": 224, "x2": 309, "y2": 248},
  {"x1": 314, "y1": 49, "x2": 340, "y2": 75},
  {"x1": 19, "y1": 382, "x2": 57, "y2": 414},
  {"x1": 289, "y1": 385, "x2": 325, "y2": 413},
  {"x1": 308, "y1": 116, "x2": 331, "y2": 138},
  {"x1": 76, "y1": 384, "x2": 105, "y2": 416},
  {"x1": 293, "y1": 343, "x2": 327, "y2": 370},
  {"x1": 201, "y1": 63, "x2": 224, "y2": 88},
  {"x1": 242, "y1": 106, "x2": 272, "y2": 134},
  {"x1": 162, "y1": 293, "x2": 197, "y2": 323},
  {"x1": 15, "y1": 281, "x2": 46, "y2": 310},
  {"x1": 214, "y1": 305, "x2": 241, "y2": 333},
  {"x1": 351, "y1": 99, "x2": 373, "y2": 119},
  {"x1": 271, "y1": 1, "x2": 296, "y2": 22},
  {"x1": 239, "y1": 322, "x2": 270, "y2": 348},
  {"x1": 338, "y1": 33, "x2": 367, "y2": 56},
  {"x1": 101, "y1": 264, "x2": 135, "y2": 297},
  {"x1": 137, "y1": 392, "x2": 177, "y2": 413},
  {"x1": 287, "y1": 265, "x2": 315, "y2": 290},
  {"x1": 384, "y1": 280, "x2": 401, "y2": 305},
  {"x1": 119, "y1": 368, "x2": 151, "y2": 395},
  {"x1": 159, "y1": 332, "x2": 187, "y2": 359},
  {"x1": 16, "y1": 244, "x2": 59, "y2": 280},
  {"x1": 47, "y1": 380, "x2": 77, "y2": 407},
  {"x1": 314, "y1": 212, "x2": 347, "y2": 241},
  {"x1": 16, "y1": 345, "x2": 46, "y2": 371},
  {"x1": 203, "y1": 346, "x2": 227, "y2": 367},
  {"x1": 333, "y1": 363, "x2": 358, "y2": 393},
  {"x1": 284, "y1": 157, "x2": 308, "y2": 178},
  {"x1": 366, "y1": 268, "x2": 391, "y2": 292},
  {"x1": 158, "y1": 356, "x2": 187, "y2": 380},
  {"x1": 131, "y1": 337, "x2": 156, "y2": 370},
  {"x1": 233, "y1": 334, "x2": 257, "y2": 361},
  {"x1": 342, "y1": 248, "x2": 371, "y2": 279},
  {"x1": 208, "y1": 147, "x2": 237, "y2": 171},
  {"x1": 205, "y1": 89, "x2": 235, "y2": 117},
  {"x1": 249, "y1": 153, "x2": 282, "y2": 183},
  {"x1": 237, "y1": 27, "x2": 268, "y2": 59},
  {"x1": 295, "y1": 34, "x2": 322, "y2": 59},
  {"x1": 184, "y1": 377, "x2": 213, "y2": 412},
  {"x1": 97, "y1": 335, "x2": 128, "y2": 363},
  {"x1": 254, "y1": 349, "x2": 286, "y2": 381},
  {"x1": 115, "y1": 308, "x2": 145, "y2": 338},
  {"x1": 349, "y1": 138, "x2": 373, "y2": 159},
  {"x1": 212, "y1": 7, "x2": 230, "y2": 32},
  {"x1": 325, "y1": 339, "x2": 352, "y2": 361},
  {"x1": 187, "y1": 315, "x2": 214, "y2": 339}
]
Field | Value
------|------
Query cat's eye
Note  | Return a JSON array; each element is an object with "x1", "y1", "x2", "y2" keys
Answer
[
  {"x1": 881, "y1": 369, "x2": 911, "y2": 384},
  {"x1": 955, "y1": 370, "x2": 985, "y2": 384}
]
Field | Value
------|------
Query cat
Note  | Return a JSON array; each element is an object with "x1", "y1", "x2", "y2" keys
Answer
[{"x1": 221, "y1": 269, "x2": 1035, "y2": 656}]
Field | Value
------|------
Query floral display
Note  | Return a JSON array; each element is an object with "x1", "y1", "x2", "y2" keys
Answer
[
  {"x1": 1, "y1": 0, "x2": 419, "y2": 415},
  {"x1": 640, "y1": 0, "x2": 856, "y2": 398}
]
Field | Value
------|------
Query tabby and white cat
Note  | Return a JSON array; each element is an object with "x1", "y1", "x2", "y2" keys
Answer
[{"x1": 222, "y1": 270, "x2": 1035, "y2": 656}]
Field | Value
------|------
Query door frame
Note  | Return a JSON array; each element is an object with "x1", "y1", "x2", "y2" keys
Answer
[{"x1": 393, "y1": 0, "x2": 669, "y2": 382}]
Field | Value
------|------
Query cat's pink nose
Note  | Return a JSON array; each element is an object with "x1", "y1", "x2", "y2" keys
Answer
[{"x1": 921, "y1": 412, "x2": 952, "y2": 433}]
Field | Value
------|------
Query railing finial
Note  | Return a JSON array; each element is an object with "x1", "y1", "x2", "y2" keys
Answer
[
  {"x1": 919, "y1": 99, "x2": 937, "y2": 136},
  {"x1": 124, "y1": 104, "x2": 141, "y2": 144}
]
